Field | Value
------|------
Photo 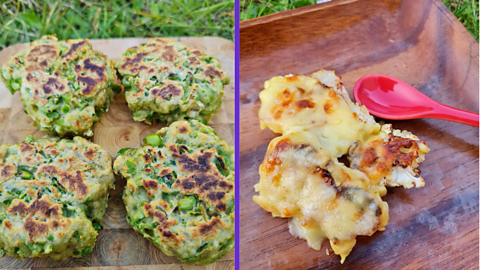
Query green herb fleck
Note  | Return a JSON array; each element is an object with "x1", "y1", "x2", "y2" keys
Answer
[
  {"x1": 18, "y1": 170, "x2": 33, "y2": 180},
  {"x1": 126, "y1": 159, "x2": 136, "y2": 174},
  {"x1": 23, "y1": 135, "x2": 34, "y2": 143},
  {"x1": 131, "y1": 209, "x2": 145, "y2": 222},
  {"x1": 92, "y1": 222, "x2": 103, "y2": 231},
  {"x1": 81, "y1": 246, "x2": 92, "y2": 257},
  {"x1": 61, "y1": 104, "x2": 69, "y2": 113},
  {"x1": 117, "y1": 148, "x2": 133, "y2": 156},
  {"x1": 144, "y1": 134, "x2": 162, "y2": 147},
  {"x1": 46, "y1": 111, "x2": 59, "y2": 119},
  {"x1": 178, "y1": 196, "x2": 196, "y2": 211},
  {"x1": 111, "y1": 83, "x2": 122, "y2": 95},
  {"x1": 11, "y1": 81, "x2": 20, "y2": 90}
]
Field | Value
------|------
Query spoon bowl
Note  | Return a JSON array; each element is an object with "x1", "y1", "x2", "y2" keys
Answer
[{"x1": 353, "y1": 74, "x2": 479, "y2": 127}]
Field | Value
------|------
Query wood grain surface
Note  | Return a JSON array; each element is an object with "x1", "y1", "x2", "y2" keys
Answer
[
  {"x1": 239, "y1": 0, "x2": 479, "y2": 269},
  {"x1": 0, "y1": 37, "x2": 235, "y2": 270}
]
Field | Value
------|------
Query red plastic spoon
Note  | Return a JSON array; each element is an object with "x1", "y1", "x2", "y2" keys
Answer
[{"x1": 353, "y1": 74, "x2": 479, "y2": 127}]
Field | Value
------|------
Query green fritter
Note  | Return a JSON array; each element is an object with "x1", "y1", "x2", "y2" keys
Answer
[
  {"x1": 0, "y1": 136, "x2": 115, "y2": 260},
  {"x1": 0, "y1": 35, "x2": 121, "y2": 137},
  {"x1": 114, "y1": 120, "x2": 234, "y2": 266},
  {"x1": 116, "y1": 38, "x2": 230, "y2": 125}
]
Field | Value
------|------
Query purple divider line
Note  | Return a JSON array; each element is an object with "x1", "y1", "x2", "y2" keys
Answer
[{"x1": 234, "y1": 0, "x2": 240, "y2": 268}]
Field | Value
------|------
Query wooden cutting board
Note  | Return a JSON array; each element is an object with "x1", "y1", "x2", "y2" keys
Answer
[
  {"x1": 239, "y1": 0, "x2": 479, "y2": 269},
  {"x1": 0, "y1": 37, "x2": 235, "y2": 269}
]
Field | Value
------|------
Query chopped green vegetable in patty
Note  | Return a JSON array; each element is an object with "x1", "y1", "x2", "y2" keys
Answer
[
  {"x1": 0, "y1": 35, "x2": 120, "y2": 137},
  {"x1": 0, "y1": 136, "x2": 115, "y2": 260},
  {"x1": 114, "y1": 120, "x2": 235, "y2": 265},
  {"x1": 116, "y1": 38, "x2": 229, "y2": 125}
]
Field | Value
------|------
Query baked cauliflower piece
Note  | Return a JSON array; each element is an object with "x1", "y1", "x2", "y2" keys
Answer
[
  {"x1": 254, "y1": 132, "x2": 389, "y2": 263},
  {"x1": 258, "y1": 70, "x2": 380, "y2": 157},
  {"x1": 349, "y1": 124, "x2": 430, "y2": 189},
  {"x1": 255, "y1": 69, "x2": 429, "y2": 263}
]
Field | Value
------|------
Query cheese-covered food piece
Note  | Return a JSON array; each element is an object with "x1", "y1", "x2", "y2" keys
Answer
[
  {"x1": 116, "y1": 39, "x2": 230, "y2": 125},
  {"x1": 254, "y1": 132, "x2": 389, "y2": 263},
  {"x1": 258, "y1": 70, "x2": 380, "y2": 157},
  {"x1": 0, "y1": 136, "x2": 115, "y2": 260},
  {"x1": 349, "y1": 124, "x2": 430, "y2": 189},
  {"x1": 0, "y1": 35, "x2": 120, "y2": 137},
  {"x1": 255, "y1": 69, "x2": 430, "y2": 263},
  {"x1": 114, "y1": 120, "x2": 234, "y2": 265}
]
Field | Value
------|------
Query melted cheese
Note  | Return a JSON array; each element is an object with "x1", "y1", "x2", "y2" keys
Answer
[
  {"x1": 289, "y1": 217, "x2": 326, "y2": 251},
  {"x1": 258, "y1": 72, "x2": 380, "y2": 157},
  {"x1": 255, "y1": 69, "x2": 428, "y2": 263},
  {"x1": 254, "y1": 133, "x2": 389, "y2": 262}
]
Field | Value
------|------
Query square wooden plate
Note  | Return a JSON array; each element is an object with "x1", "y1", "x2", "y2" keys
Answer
[
  {"x1": 0, "y1": 37, "x2": 235, "y2": 270},
  {"x1": 239, "y1": 0, "x2": 479, "y2": 269}
]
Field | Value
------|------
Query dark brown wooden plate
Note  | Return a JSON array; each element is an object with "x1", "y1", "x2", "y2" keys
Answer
[{"x1": 239, "y1": 0, "x2": 479, "y2": 269}]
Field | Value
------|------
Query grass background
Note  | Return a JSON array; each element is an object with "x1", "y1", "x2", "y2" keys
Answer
[
  {"x1": 240, "y1": 0, "x2": 479, "y2": 41},
  {"x1": 0, "y1": 0, "x2": 234, "y2": 49},
  {"x1": 0, "y1": 0, "x2": 476, "y2": 48}
]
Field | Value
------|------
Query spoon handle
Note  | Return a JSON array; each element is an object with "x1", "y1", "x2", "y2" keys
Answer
[{"x1": 431, "y1": 103, "x2": 479, "y2": 127}]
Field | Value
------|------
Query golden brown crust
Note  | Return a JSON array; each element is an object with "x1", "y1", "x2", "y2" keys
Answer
[
  {"x1": 178, "y1": 150, "x2": 214, "y2": 173},
  {"x1": 37, "y1": 164, "x2": 58, "y2": 175},
  {"x1": 120, "y1": 52, "x2": 148, "y2": 72},
  {"x1": 61, "y1": 40, "x2": 87, "y2": 59},
  {"x1": 20, "y1": 143, "x2": 35, "y2": 153},
  {"x1": 74, "y1": 58, "x2": 108, "y2": 96},
  {"x1": 42, "y1": 77, "x2": 67, "y2": 96},
  {"x1": 203, "y1": 66, "x2": 222, "y2": 78},
  {"x1": 26, "y1": 44, "x2": 58, "y2": 65},
  {"x1": 59, "y1": 171, "x2": 89, "y2": 198},
  {"x1": 8, "y1": 201, "x2": 28, "y2": 216},
  {"x1": 161, "y1": 46, "x2": 178, "y2": 62},
  {"x1": 83, "y1": 146, "x2": 95, "y2": 160},
  {"x1": 269, "y1": 85, "x2": 321, "y2": 121},
  {"x1": 142, "y1": 179, "x2": 158, "y2": 191},
  {"x1": 18, "y1": 197, "x2": 63, "y2": 241},
  {"x1": 173, "y1": 166, "x2": 233, "y2": 199},
  {"x1": 0, "y1": 164, "x2": 16, "y2": 179},
  {"x1": 159, "y1": 168, "x2": 172, "y2": 177},
  {"x1": 297, "y1": 99, "x2": 316, "y2": 109},
  {"x1": 150, "y1": 84, "x2": 183, "y2": 100},
  {"x1": 207, "y1": 191, "x2": 227, "y2": 211},
  {"x1": 356, "y1": 134, "x2": 424, "y2": 180},
  {"x1": 143, "y1": 202, "x2": 184, "y2": 245}
]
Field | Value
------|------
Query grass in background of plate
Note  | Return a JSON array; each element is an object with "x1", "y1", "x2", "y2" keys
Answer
[
  {"x1": 0, "y1": 0, "x2": 234, "y2": 49},
  {"x1": 240, "y1": 0, "x2": 316, "y2": 20},
  {"x1": 443, "y1": 0, "x2": 479, "y2": 41},
  {"x1": 240, "y1": 0, "x2": 479, "y2": 42}
]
